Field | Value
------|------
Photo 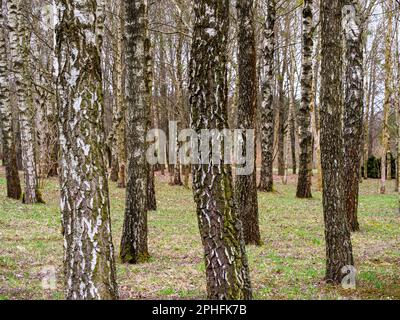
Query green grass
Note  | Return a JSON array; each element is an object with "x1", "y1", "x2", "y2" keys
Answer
[{"x1": 0, "y1": 167, "x2": 399, "y2": 300}]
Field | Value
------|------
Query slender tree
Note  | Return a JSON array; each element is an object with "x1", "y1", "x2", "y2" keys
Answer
[
  {"x1": 289, "y1": 48, "x2": 297, "y2": 176},
  {"x1": 145, "y1": 25, "x2": 157, "y2": 211},
  {"x1": 115, "y1": 0, "x2": 126, "y2": 189},
  {"x1": 158, "y1": 33, "x2": 168, "y2": 176},
  {"x1": 147, "y1": 166, "x2": 157, "y2": 210},
  {"x1": 363, "y1": 35, "x2": 379, "y2": 180},
  {"x1": 0, "y1": 0, "x2": 21, "y2": 200},
  {"x1": 189, "y1": 0, "x2": 252, "y2": 300},
  {"x1": 311, "y1": 35, "x2": 322, "y2": 192},
  {"x1": 259, "y1": 0, "x2": 276, "y2": 192},
  {"x1": 235, "y1": 0, "x2": 261, "y2": 246},
  {"x1": 55, "y1": 0, "x2": 118, "y2": 299},
  {"x1": 296, "y1": 0, "x2": 314, "y2": 199},
  {"x1": 380, "y1": 0, "x2": 393, "y2": 195},
  {"x1": 287, "y1": 45, "x2": 297, "y2": 181},
  {"x1": 343, "y1": 0, "x2": 364, "y2": 231},
  {"x1": 120, "y1": 0, "x2": 150, "y2": 263},
  {"x1": 8, "y1": 0, "x2": 42, "y2": 203},
  {"x1": 277, "y1": 17, "x2": 289, "y2": 178},
  {"x1": 396, "y1": 6, "x2": 400, "y2": 194},
  {"x1": 320, "y1": 0, "x2": 354, "y2": 283},
  {"x1": 171, "y1": 24, "x2": 184, "y2": 187}
]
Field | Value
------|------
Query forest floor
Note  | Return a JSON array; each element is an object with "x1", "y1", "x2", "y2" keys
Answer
[{"x1": 0, "y1": 167, "x2": 399, "y2": 300}]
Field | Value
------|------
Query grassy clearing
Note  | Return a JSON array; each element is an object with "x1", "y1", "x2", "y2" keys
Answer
[{"x1": 0, "y1": 167, "x2": 399, "y2": 300}]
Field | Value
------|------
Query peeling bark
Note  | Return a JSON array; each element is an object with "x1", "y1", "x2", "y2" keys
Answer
[
  {"x1": 55, "y1": 0, "x2": 118, "y2": 300},
  {"x1": 189, "y1": 0, "x2": 252, "y2": 300}
]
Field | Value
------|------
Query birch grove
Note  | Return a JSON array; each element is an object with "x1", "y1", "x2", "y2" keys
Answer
[{"x1": 0, "y1": 0, "x2": 399, "y2": 301}]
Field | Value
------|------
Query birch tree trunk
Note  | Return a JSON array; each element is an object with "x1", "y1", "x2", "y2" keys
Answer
[
  {"x1": 363, "y1": 47, "x2": 377, "y2": 180},
  {"x1": 8, "y1": 0, "x2": 41, "y2": 204},
  {"x1": 189, "y1": 0, "x2": 252, "y2": 300},
  {"x1": 158, "y1": 33, "x2": 168, "y2": 176},
  {"x1": 259, "y1": 0, "x2": 276, "y2": 192},
  {"x1": 120, "y1": 0, "x2": 150, "y2": 264},
  {"x1": 0, "y1": 0, "x2": 21, "y2": 199},
  {"x1": 277, "y1": 19, "x2": 289, "y2": 178},
  {"x1": 287, "y1": 47, "x2": 297, "y2": 181},
  {"x1": 395, "y1": 8, "x2": 400, "y2": 194},
  {"x1": 235, "y1": 0, "x2": 261, "y2": 246},
  {"x1": 290, "y1": 118, "x2": 297, "y2": 174},
  {"x1": 380, "y1": 0, "x2": 393, "y2": 195},
  {"x1": 365, "y1": 33, "x2": 378, "y2": 176},
  {"x1": 320, "y1": 0, "x2": 354, "y2": 283},
  {"x1": 147, "y1": 166, "x2": 156, "y2": 211},
  {"x1": 311, "y1": 35, "x2": 322, "y2": 192},
  {"x1": 110, "y1": 149, "x2": 119, "y2": 182},
  {"x1": 145, "y1": 26, "x2": 156, "y2": 211},
  {"x1": 343, "y1": 0, "x2": 363, "y2": 232},
  {"x1": 296, "y1": 0, "x2": 313, "y2": 199},
  {"x1": 115, "y1": 0, "x2": 126, "y2": 189},
  {"x1": 55, "y1": 0, "x2": 118, "y2": 300},
  {"x1": 171, "y1": 30, "x2": 184, "y2": 187},
  {"x1": 283, "y1": 119, "x2": 290, "y2": 185}
]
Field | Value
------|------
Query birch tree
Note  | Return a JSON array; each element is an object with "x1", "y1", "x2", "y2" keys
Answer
[
  {"x1": 276, "y1": 16, "x2": 289, "y2": 178},
  {"x1": 235, "y1": 0, "x2": 261, "y2": 246},
  {"x1": 343, "y1": 0, "x2": 364, "y2": 231},
  {"x1": 363, "y1": 31, "x2": 379, "y2": 180},
  {"x1": 311, "y1": 34, "x2": 322, "y2": 192},
  {"x1": 0, "y1": 0, "x2": 21, "y2": 199},
  {"x1": 259, "y1": 0, "x2": 276, "y2": 192},
  {"x1": 115, "y1": 0, "x2": 126, "y2": 189},
  {"x1": 146, "y1": 20, "x2": 156, "y2": 211},
  {"x1": 286, "y1": 44, "x2": 297, "y2": 183},
  {"x1": 296, "y1": 0, "x2": 314, "y2": 199},
  {"x1": 396, "y1": 4, "x2": 400, "y2": 195},
  {"x1": 320, "y1": 0, "x2": 354, "y2": 283},
  {"x1": 8, "y1": 0, "x2": 42, "y2": 203},
  {"x1": 189, "y1": 0, "x2": 252, "y2": 300},
  {"x1": 55, "y1": 0, "x2": 118, "y2": 299},
  {"x1": 380, "y1": 0, "x2": 393, "y2": 195},
  {"x1": 120, "y1": 0, "x2": 150, "y2": 264}
]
